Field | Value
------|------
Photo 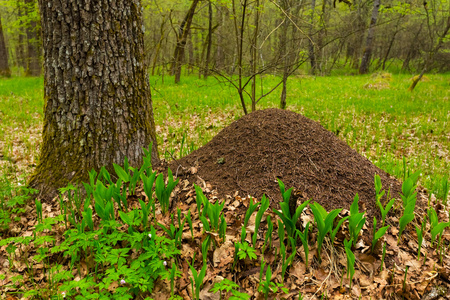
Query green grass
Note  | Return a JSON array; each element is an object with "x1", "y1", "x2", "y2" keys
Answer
[{"x1": 1, "y1": 72, "x2": 449, "y2": 199}]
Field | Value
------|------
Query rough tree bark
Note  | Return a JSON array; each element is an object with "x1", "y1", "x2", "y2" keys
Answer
[
  {"x1": 359, "y1": 0, "x2": 380, "y2": 74},
  {"x1": 30, "y1": 0, "x2": 159, "y2": 199},
  {"x1": 308, "y1": 0, "x2": 316, "y2": 74},
  {"x1": 0, "y1": 14, "x2": 11, "y2": 77},
  {"x1": 24, "y1": 0, "x2": 41, "y2": 76}
]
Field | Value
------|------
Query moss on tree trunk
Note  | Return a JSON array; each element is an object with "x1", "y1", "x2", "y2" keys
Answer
[{"x1": 30, "y1": 0, "x2": 159, "y2": 200}]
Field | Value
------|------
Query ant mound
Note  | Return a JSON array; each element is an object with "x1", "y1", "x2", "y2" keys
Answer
[{"x1": 171, "y1": 108, "x2": 402, "y2": 222}]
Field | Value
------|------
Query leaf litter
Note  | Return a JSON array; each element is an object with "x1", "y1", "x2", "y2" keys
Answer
[{"x1": 1, "y1": 108, "x2": 450, "y2": 299}]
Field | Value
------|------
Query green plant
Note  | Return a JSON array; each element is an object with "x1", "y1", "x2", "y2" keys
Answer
[
  {"x1": 252, "y1": 195, "x2": 270, "y2": 246},
  {"x1": 398, "y1": 173, "x2": 419, "y2": 243},
  {"x1": 155, "y1": 168, "x2": 179, "y2": 215},
  {"x1": 375, "y1": 174, "x2": 395, "y2": 227},
  {"x1": 416, "y1": 216, "x2": 427, "y2": 259},
  {"x1": 309, "y1": 202, "x2": 342, "y2": 261},
  {"x1": 235, "y1": 242, "x2": 257, "y2": 261},
  {"x1": 296, "y1": 222, "x2": 310, "y2": 269},
  {"x1": 344, "y1": 239, "x2": 355, "y2": 290},
  {"x1": 158, "y1": 214, "x2": 185, "y2": 249},
  {"x1": 194, "y1": 184, "x2": 208, "y2": 216},
  {"x1": 380, "y1": 242, "x2": 387, "y2": 271},
  {"x1": 348, "y1": 194, "x2": 366, "y2": 246},
  {"x1": 274, "y1": 181, "x2": 310, "y2": 239},
  {"x1": 141, "y1": 170, "x2": 157, "y2": 218},
  {"x1": 258, "y1": 261, "x2": 288, "y2": 300},
  {"x1": 243, "y1": 197, "x2": 259, "y2": 227},
  {"x1": 372, "y1": 217, "x2": 390, "y2": 253},
  {"x1": 189, "y1": 261, "x2": 207, "y2": 300},
  {"x1": 211, "y1": 278, "x2": 250, "y2": 300},
  {"x1": 262, "y1": 215, "x2": 273, "y2": 253}
]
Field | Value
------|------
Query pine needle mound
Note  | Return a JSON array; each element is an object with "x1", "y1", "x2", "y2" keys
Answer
[{"x1": 172, "y1": 108, "x2": 402, "y2": 222}]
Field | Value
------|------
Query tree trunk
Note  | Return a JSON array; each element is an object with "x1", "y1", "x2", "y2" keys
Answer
[
  {"x1": 0, "y1": 14, "x2": 11, "y2": 77},
  {"x1": 30, "y1": 0, "x2": 159, "y2": 200},
  {"x1": 359, "y1": 0, "x2": 380, "y2": 74},
  {"x1": 172, "y1": 0, "x2": 200, "y2": 83},
  {"x1": 308, "y1": 0, "x2": 316, "y2": 74},
  {"x1": 24, "y1": 0, "x2": 41, "y2": 76},
  {"x1": 203, "y1": 0, "x2": 213, "y2": 79},
  {"x1": 17, "y1": 3, "x2": 27, "y2": 70}
]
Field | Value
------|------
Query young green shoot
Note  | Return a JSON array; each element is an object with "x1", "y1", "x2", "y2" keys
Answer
[
  {"x1": 296, "y1": 222, "x2": 310, "y2": 269},
  {"x1": 348, "y1": 194, "x2": 366, "y2": 246},
  {"x1": 372, "y1": 217, "x2": 390, "y2": 253},
  {"x1": 252, "y1": 195, "x2": 270, "y2": 247},
  {"x1": 155, "y1": 168, "x2": 179, "y2": 215},
  {"x1": 309, "y1": 202, "x2": 342, "y2": 261},
  {"x1": 189, "y1": 261, "x2": 207, "y2": 300},
  {"x1": 344, "y1": 239, "x2": 355, "y2": 291},
  {"x1": 398, "y1": 173, "x2": 419, "y2": 243}
]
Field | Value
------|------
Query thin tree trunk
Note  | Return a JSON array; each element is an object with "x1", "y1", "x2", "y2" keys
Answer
[
  {"x1": 172, "y1": 0, "x2": 200, "y2": 83},
  {"x1": 309, "y1": 0, "x2": 316, "y2": 74},
  {"x1": 203, "y1": 0, "x2": 213, "y2": 79},
  {"x1": 251, "y1": 0, "x2": 260, "y2": 112},
  {"x1": 17, "y1": 2, "x2": 27, "y2": 70},
  {"x1": 0, "y1": 14, "x2": 11, "y2": 77},
  {"x1": 151, "y1": 15, "x2": 168, "y2": 76},
  {"x1": 359, "y1": 0, "x2": 380, "y2": 74},
  {"x1": 30, "y1": 0, "x2": 159, "y2": 199},
  {"x1": 24, "y1": 0, "x2": 41, "y2": 76}
]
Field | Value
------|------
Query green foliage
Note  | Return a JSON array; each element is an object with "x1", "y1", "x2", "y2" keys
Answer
[
  {"x1": 297, "y1": 222, "x2": 310, "y2": 269},
  {"x1": 415, "y1": 217, "x2": 426, "y2": 260},
  {"x1": 252, "y1": 195, "x2": 270, "y2": 246},
  {"x1": 236, "y1": 242, "x2": 257, "y2": 260},
  {"x1": 398, "y1": 172, "x2": 420, "y2": 242},
  {"x1": 155, "y1": 168, "x2": 179, "y2": 215},
  {"x1": 274, "y1": 179, "x2": 310, "y2": 239},
  {"x1": 344, "y1": 239, "x2": 355, "y2": 290},
  {"x1": 375, "y1": 174, "x2": 395, "y2": 227},
  {"x1": 211, "y1": 278, "x2": 250, "y2": 300},
  {"x1": 258, "y1": 261, "x2": 288, "y2": 300},
  {"x1": 309, "y1": 202, "x2": 342, "y2": 261},
  {"x1": 371, "y1": 217, "x2": 390, "y2": 253},
  {"x1": 189, "y1": 261, "x2": 207, "y2": 300},
  {"x1": 348, "y1": 194, "x2": 366, "y2": 246}
]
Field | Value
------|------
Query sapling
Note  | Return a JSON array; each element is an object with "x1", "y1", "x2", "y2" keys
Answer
[
  {"x1": 155, "y1": 168, "x2": 179, "y2": 215},
  {"x1": 344, "y1": 239, "x2": 355, "y2": 290},
  {"x1": 252, "y1": 195, "x2": 269, "y2": 247},
  {"x1": 348, "y1": 194, "x2": 366, "y2": 246},
  {"x1": 309, "y1": 202, "x2": 342, "y2": 261},
  {"x1": 371, "y1": 217, "x2": 390, "y2": 253}
]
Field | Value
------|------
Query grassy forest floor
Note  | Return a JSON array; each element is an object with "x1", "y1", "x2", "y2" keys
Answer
[{"x1": 0, "y1": 72, "x2": 450, "y2": 299}]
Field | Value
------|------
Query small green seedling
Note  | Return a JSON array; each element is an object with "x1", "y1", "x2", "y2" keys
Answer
[
  {"x1": 348, "y1": 194, "x2": 366, "y2": 246},
  {"x1": 398, "y1": 173, "x2": 419, "y2": 243},
  {"x1": 155, "y1": 168, "x2": 179, "y2": 215},
  {"x1": 415, "y1": 217, "x2": 426, "y2": 260},
  {"x1": 296, "y1": 222, "x2": 310, "y2": 269},
  {"x1": 211, "y1": 278, "x2": 250, "y2": 300},
  {"x1": 371, "y1": 217, "x2": 390, "y2": 253},
  {"x1": 194, "y1": 184, "x2": 208, "y2": 216},
  {"x1": 252, "y1": 195, "x2": 270, "y2": 246},
  {"x1": 262, "y1": 215, "x2": 273, "y2": 253},
  {"x1": 189, "y1": 261, "x2": 207, "y2": 300},
  {"x1": 35, "y1": 199, "x2": 43, "y2": 223},
  {"x1": 309, "y1": 202, "x2": 342, "y2": 261},
  {"x1": 244, "y1": 197, "x2": 259, "y2": 227},
  {"x1": 344, "y1": 239, "x2": 355, "y2": 290},
  {"x1": 258, "y1": 262, "x2": 288, "y2": 300},
  {"x1": 375, "y1": 174, "x2": 395, "y2": 227}
]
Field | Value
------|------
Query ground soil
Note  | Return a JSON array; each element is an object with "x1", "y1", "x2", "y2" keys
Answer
[{"x1": 170, "y1": 108, "x2": 403, "y2": 228}]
